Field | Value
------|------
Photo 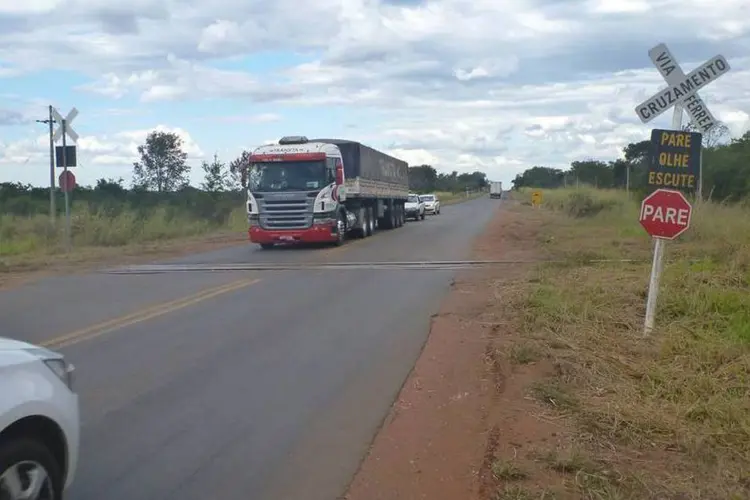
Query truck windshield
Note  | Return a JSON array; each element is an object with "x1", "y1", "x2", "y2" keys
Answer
[
  {"x1": 407, "y1": 195, "x2": 420, "y2": 202},
  {"x1": 249, "y1": 161, "x2": 329, "y2": 192}
]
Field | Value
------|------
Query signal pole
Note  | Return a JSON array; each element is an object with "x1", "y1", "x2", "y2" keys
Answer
[{"x1": 36, "y1": 107, "x2": 56, "y2": 224}]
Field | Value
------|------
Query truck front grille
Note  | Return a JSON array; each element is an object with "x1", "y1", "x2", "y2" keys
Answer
[{"x1": 257, "y1": 193, "x2": 314, "y2": 230}]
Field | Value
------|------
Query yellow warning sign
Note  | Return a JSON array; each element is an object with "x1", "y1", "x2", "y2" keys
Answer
[
  {"x1": 649, "y1": 129, "x2": 701, "y2": 191},
  {"x1": 531, "y1": 190, "x2": 543, "y2": 207}
]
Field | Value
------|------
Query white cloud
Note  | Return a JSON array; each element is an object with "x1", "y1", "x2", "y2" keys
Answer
[
  {"x1": 216, "y1": 113, "x2": 282, "y2": 124},
  {"x1": 0, "y1": 125, "x2": 207, "y2": 186},
  {"x1": 1, "y1": 0, "x2": 749, "y2": 186}
]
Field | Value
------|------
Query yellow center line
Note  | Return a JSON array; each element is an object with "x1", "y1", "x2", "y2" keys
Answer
[{"x1": 41, "y1": 278, "x2": 261, "y2": 350}]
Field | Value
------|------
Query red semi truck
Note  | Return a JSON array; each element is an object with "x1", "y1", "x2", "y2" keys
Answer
[{"x1": 243, "y1": 136, "x2": 411, "y2": 248}]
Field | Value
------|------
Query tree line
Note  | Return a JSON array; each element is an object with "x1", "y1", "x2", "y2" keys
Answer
[
  {"x1": 511, "y1": 124, "x2": 750, "y2": 202},
  {"x1": 407, "y1": 165, "x2": 488, "y2": 193},
  {"x1": 1, "y1": 131, "x2": 489, "y2": 217}
]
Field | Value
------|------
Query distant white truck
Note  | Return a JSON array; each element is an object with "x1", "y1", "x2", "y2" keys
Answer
[{"x1": 490, "y1": 181, "x2": 503, "y2": 199}]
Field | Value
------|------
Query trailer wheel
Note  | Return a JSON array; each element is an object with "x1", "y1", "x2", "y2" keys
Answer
[
  {"x1": 366, "y1": 207, "x2": 375, "y2": 236},
  {"x1": 357, "y1": 207, "x2": 368, "y2": 239},
  {"x1": 384, "y1": 207, "x2": 395, "y2": 229}
]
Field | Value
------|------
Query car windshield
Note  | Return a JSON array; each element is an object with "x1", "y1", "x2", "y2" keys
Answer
[
  {"x1": 407, "y1": 195, "x2": 420, "y2": 202},
  {"x1": 249, "y1": 161, "x2": 329, "y2": 192},
  {"x1": 421, "y1": 195, "x2": 435, "y2": 201}
]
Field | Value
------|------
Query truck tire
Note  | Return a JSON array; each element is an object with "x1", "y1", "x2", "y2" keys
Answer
[
  {"x1": 366, "y1": 207, "x2": 374, "y2": 236},
  {"x1": 420, "y1": 211, "x2": 425, "y2": 220},
  {"x1": 357, "y1": 207, "x2": 368, "y2": 239},
  {"x1": 334, "y1": 212, "x2": 346, "y2": 246},
  {"x1": 385, "y1": 208, "x2": 395, "y2": 229}
]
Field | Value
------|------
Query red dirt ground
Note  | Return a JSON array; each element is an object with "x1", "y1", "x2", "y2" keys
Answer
[{"x1": 344, "y1": 201, "x2": 571, "y2": 500}]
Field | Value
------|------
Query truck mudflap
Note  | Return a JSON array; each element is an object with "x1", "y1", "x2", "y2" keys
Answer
[{"x1": 248, "y1": 224, "x2": 338, "y2": 244}]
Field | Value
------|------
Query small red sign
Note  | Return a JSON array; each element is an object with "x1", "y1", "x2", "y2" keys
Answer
[
  {"x1": 59, "y1": 170, "x2": 76, "y2": 193},
  {"x1": 639, "y1": 188, "x2": 692, "y2": 240}
]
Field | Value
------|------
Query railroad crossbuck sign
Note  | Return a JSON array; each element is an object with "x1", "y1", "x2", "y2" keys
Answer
[
  {"x1": 635, "y1": 43, "x2": 730, "y2": 132},
  {"x1": 51, "y1": 107, "x2": 79, "y2": 143},
  {"x1": 639, "y1": 188, "x2": 692, "y2": 240}
]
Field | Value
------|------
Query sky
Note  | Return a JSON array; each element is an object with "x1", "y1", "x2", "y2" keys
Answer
[{"x1": 1, "y1": 0, "x2": 749, "y2": 189}]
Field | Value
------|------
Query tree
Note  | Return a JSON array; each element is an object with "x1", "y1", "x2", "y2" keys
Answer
[
  {"x1": 408, "y1": 165, "x2": 439, "y2": 192},
  {"x1": 683, "y1": 121, "x2": 731, "y2": 148},
  {"x1": 94, "y1": 177, "x2": 126, "y2": 196},
  {"x1": 512, "y1": 166, "x2": 565, "y2": 189},
  {"x1": 229, "y1": 150, "x2": 252, "y2": 191},
  {"x1": 201, "y1": 153, "x2": 229, "y2": 192},
  {"x1": 569, "y1": 160, "x2": 613, "y2": 188},
  {"x1": 132, "y1": 131, "x2": 190, "y2": 192}
]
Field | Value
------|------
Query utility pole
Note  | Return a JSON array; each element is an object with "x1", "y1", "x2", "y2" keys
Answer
[
  {"x1": 626, "y1": 164, "x2": 631, "y2": 200},
  {"x1": 36, "y1": 107, "x2": 56, "y2": 225}
]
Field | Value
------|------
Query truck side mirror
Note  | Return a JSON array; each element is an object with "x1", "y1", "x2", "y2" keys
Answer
[
  {"x1": 335, "y1": 160, "x2": 344, "y2": 185},
  {"x1": 241, "y1": 168, "x2": 247, "y2": 188}
]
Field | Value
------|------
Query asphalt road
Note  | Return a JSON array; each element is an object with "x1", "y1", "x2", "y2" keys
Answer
[{"x1": 0, "y1": 196, "x2": 499, "y2": 500}]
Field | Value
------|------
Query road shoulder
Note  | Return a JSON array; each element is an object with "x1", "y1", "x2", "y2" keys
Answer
[
  {"x1": 344, "y1": 200, "x2": 568, "y2": 500},
  {"x1": 0, "y1": 231, "x2": 247, "y2": 290}
]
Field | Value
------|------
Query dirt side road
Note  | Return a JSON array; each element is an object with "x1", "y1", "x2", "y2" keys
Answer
[{"x1": 345, "y1": 199, "x2": 573, "y2": 500}]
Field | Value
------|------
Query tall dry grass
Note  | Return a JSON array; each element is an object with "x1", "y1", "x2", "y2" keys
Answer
[
  {"x1": 511, "y1": 187, "x2": 750, "y2": 499},
  {"x1": 0, "y1": 205, "x2": 248, "y2": 258}
]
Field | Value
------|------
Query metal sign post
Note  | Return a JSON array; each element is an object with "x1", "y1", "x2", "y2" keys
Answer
[
  {"x1": 635, "y1": 43, "x2": 730, "y2": 334},
  {"x1": 642, "y1": 105, "x2": 685, "y2": 336},
  {"x1": 61, "y1": 119, "x2": 71, "y2": 250},
  {"x1": 48, "y1": 106, "x2": 56, "y2": 224},
  {"x1": 51, "y1": 107, "x2": 79, "y2": 251},
  {"x1": 640, "y1": 186, "x2": 692, "y2": 335}
]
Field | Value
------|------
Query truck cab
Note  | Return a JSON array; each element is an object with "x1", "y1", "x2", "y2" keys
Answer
[{"x1": 245, "y1": 137, "x2": 346, "y2": 248}]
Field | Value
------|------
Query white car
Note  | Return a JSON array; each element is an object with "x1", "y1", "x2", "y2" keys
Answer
[
  {"x1": 405, "y1": 193, "x2": 425, "y2": 221},
  {"x1": 0, "y1": 337, "x2": 79, "y2": 500},
  {"x1": 419, "y1": 194, "x2": 440, "y2": 215}
]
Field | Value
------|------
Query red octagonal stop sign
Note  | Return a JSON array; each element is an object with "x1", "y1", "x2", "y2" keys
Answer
[{"x1": 639, "y1": 188, "x2": 692, "y2": 240}]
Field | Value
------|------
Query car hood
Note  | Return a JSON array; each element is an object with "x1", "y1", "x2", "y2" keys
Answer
[{"x1": 0, "y1": 337, "x2": 38, "y2": 351}]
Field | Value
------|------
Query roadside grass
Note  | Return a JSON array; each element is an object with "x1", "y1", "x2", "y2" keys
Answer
[
  {"x1": 509, "y1": 187, "x2": 750, "y2": 498},
  {"x1": 0, "y1": 190, "x2": 483, "y2": 271},
  {"x1": 436, "y1": 190, "x2": 487, "y2": 205},
  {"x1": 0, "y1": 205, "x2": 248, "y2": 269}
]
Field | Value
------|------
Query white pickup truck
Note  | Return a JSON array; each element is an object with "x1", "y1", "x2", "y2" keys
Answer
[{"x1": 404, "y1": 193, "x2": 425, "y2": 221}]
